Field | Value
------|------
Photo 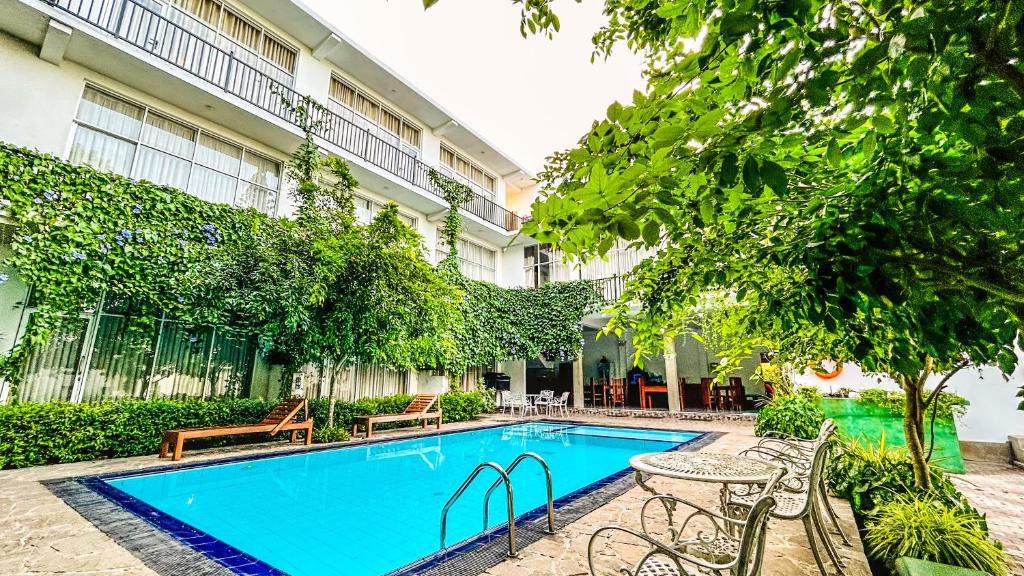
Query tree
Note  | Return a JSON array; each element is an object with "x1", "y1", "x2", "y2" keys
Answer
[{"x1": 443, "y1": 0, "x2": 1024, "y2": 488}]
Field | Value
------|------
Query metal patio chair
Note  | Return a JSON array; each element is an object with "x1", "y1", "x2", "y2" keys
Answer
[
  {"x1": 546, "y1": 391, "x2": 570, "y2": 416},
  {"x1": 588, "y1": 469, "x2": 783, "y2": 576},
  {"x1": 723, "y1": 421, "x2": 846, "y2": 576}
]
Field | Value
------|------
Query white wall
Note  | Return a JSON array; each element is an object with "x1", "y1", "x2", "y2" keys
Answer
[{"x1": 793, "y1": 351, "x2": 1024, "y2": 443}]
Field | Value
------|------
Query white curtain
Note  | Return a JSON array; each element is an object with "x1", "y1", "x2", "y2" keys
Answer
[
  {"x1": 68, "y1": 127, "x2": 136, "y2": 176},
  {"x1": 77, "y1": 87, "x2": 143, "y2": 140},
  {"x1": 189, "y1": 165, "x2": 237, "y2": 205},
  {"x1": 132, "y1": 114, "x2": 195, "y2": 188}
]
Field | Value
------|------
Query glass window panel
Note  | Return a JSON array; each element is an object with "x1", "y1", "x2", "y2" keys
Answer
[
  {"x1": 141, "y1": 113, "x2": 196, "y2": 158},
  {"x1": 171, "y1": 0, "x2": 221, "y2": 26},
  {"x1": 261, "y1": 35, "x2": 296, "y2": 73},
  {"x1": 80, "y1": 315, "x2": 154, "y2": 403},
  {"x1": 355, "y1": 94, "x2": 377, "y2": 120},
  {"x1": 239, "y1": 151, "x2": 280, "y2": 190},
  {"x1": 68, "y1": 126, "x2": 136, "y2": 176},
  {"x1": 18, "y1": 319, "x2": 87, "y2": 403},
  {"x1": 77, "y1": 87, "x2": 144, "y2": 140},
  {"x1": 188, "y1": 164, "x2": 237, "y2": 205},
  {"x1": 235, "y1": 181, "x2": 274, "y2": 212},
  {"x1": 221, "y1": 8, "x2": 260, "y2": 51},
  {"x1": 195, "y1": 134, "x2": 241, "y2": 175},
  {"x1": 379, "y1": 109, "x2": 401, "y2": 135},
  {"x1": 329, "y1": 78, "x2": 356, "y2": 107},
  {"x1": 441, "y1": 147, "x2": 456, "y2": 168},
  {"x1": 132, "y1": 147, "x2": 191, "y2": 189},
  {"x1": 401, "y1": 124, "x2": 421, "y2": 148}
]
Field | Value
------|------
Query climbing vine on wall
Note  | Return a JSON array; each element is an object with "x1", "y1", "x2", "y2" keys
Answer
[{"x1": 428, "y1": 168, "x2": 472, "y2": 275}]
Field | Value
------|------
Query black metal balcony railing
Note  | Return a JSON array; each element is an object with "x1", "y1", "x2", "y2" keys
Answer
[
  {"x1": 46, "y1": 0, "x2": 522, "y2": 232},
  {"x1": 592, "y1": 275, "x2": 628, "y2": 303}
]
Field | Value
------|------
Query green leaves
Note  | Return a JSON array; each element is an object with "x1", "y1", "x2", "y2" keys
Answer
[
  {"x1": 742, "y1": 156, "x2": 761, "y2": 191},
  {"x1": 760, "y1": 160, "x2": 788, "y2": 194}
]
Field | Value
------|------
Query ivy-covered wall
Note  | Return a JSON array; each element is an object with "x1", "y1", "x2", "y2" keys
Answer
[{"x1": 0, "y1": 143, "x2": 600, "y2": 401}]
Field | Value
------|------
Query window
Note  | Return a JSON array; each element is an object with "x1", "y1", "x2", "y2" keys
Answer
[
  {"x1": 437, "y1": 234, "x2": 496, "y2": 283},
  {"x1": 69, "y1": 86, "x2": 281, "y2": 214},
  {"x1": 328, "y1": 76, "x2": 422, "y2": 155},
  {"x1": 168, "y1": 0, "x2": 297, "y2": 83},
  {"x1": 353, "y1": 193, "x2": 418, "y2": 229},
  {"x1": 439, "y1": 145, "x2": 496, "y2": 196}
]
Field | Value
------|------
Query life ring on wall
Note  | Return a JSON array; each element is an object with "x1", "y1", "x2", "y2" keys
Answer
[{"x1": 811, "y1": 361, "x2": 843, "y2": 380}]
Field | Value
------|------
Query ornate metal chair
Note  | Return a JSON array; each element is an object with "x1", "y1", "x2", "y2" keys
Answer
[
  {"x1": 724, "y1": 420, "x2": 846, "y2": 576},
  {"x1": 587, "y1": 470, "x2": 783, "y2": 576},
  {"x1": 757, "y1": 421, "x2": 852, "y2": 548}
]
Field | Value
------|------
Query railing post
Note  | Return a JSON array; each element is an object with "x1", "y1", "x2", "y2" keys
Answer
[
  {"x1": 112, "y1": 0, "x2": 129, "y2": 36},
  {"x1": 222, "y1": 50, "x2": 236, "y2": 91}
]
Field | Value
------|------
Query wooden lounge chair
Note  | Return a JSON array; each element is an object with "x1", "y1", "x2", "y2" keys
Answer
[
  {"x1": 159, "y1": 397, "x2": 313, "y2": 461},
  {"x1": 351, "y1": 393, "x2": 442, "y2": 439}
]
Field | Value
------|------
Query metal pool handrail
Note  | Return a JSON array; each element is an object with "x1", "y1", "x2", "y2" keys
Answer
[
  {"x1": 440, "y1": 461, "x2": 517, "y2": 557},
  {"x1": 482, "y1": 452, "x2": 555, "y2": 536}
]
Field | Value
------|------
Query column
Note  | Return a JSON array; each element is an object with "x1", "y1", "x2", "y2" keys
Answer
[
  {"x1": 572, "y1": 356, "x2": 585, "y2": 409},
  {"x1": 664, "y1": 336, "x2": 681, "y2": 412}
]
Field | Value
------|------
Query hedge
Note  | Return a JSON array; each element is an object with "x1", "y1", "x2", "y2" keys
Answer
[{"x1": 0, "y1": 389, "x2": 491, "y2": 469}]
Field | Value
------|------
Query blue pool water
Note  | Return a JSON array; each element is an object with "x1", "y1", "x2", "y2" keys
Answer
[{"x1": 104, "y1": 422, "x2": 700, "y2": 575}]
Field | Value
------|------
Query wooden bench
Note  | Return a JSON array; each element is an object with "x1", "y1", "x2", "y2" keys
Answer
[
  {"x1": 160, "y1": 397, "x2": 313, "y2": 461},
  {"x1": 351, "y1": 393, "x2": 442, "y2": 439}
]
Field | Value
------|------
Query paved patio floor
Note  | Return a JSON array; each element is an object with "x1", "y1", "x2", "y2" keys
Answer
[
  {"x1": 952, "y1": 461, "x2": 1024, "y2": 575},
  {"x1": 2, "y1": 414, "x2": 865, "y2": 576}
]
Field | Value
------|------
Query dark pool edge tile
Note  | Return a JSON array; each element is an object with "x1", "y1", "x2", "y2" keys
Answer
[{"x1": 44, "y1": 477, "x2": 241, "y2": 576}]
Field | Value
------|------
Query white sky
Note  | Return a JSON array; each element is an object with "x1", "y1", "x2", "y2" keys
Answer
[{"x1": 302, "y1": 0, "x2": 646, "y2": 174}]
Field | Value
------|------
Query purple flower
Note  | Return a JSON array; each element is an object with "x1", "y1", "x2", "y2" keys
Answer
[
  {"x1": 176, "y1": 296, "x2": 185, "y2": 303},
  {"x1": 96, "y1": 234, "x2": 106, "y2": 241},
  {"x1": 43, "y1": 190, "x2": 56, "y2": 201},
  {"x1": 0, "y1": 272, "x2": 9, "y2": 284},
  {"x1": 33, "y1": 198, "x2": 42, "y2": 204},
  {"x1": 70, "y1": 252, "x2": 86, "y2": 260},
  {"x1": 132, "y1": 204, "x2": 143, "y2": 214}
]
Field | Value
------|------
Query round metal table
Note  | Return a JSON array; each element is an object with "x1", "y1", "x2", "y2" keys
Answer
[{"x1": 629, "y1": 451, "x2": 784, "y2": 499}]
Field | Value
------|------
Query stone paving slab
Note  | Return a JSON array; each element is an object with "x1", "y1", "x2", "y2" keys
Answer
[{"x1": 952, "y1": 461, "x2": 1024, "y2": 575}]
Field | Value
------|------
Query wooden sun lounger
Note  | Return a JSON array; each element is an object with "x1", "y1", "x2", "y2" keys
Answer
[
  {"x1": 351, "y1": 393, "x2": 442, "y2": 439},
  {"x1": 160, "y1": 397, "x2": 313, "y2": 461}
]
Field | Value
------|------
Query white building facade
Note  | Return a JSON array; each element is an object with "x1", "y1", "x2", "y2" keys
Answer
[{"x1": 0, "y1": 0, "x2": 538, "y2": 403}]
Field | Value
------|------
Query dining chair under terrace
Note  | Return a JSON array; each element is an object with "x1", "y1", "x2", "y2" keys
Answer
[
  {"x1": 723, "y1": 423, "x2": 845, "y2": 576},
  {"x1": 534, "y1": 389, "x2": 555, "y2": 411},
  {"x1": 516, "y1": 393, "x2": 538, "y2": 416},
  {"x1": 588, "y1": 469, "x2": 784, "y2": 576},
  {"x1": 546, "y1": 391, "x2": 570, "y2": 416},
  {"x1": 499, "y1": 390, "x2": 526, "y2": 416}
]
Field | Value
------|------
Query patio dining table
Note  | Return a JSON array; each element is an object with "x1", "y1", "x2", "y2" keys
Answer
[{"x1": 629, "y1": 451, "x2": 784, "y2": 499}]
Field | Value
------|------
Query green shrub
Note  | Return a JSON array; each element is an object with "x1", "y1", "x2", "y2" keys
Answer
[
  {"x1": 826, "y1": 437, "x2": 962, "y2": 516},
  {"x1": 312, "y1": 427, "x2": 349, "y2": 444},
  {"x1": 866, "y1": 495, "x2": 1006, "y2": 576},
  {"x1": 2, "y1": 389, "x2": 491, "y2": 469},
  {"x1": 754, "y1": 391, "x2": 826, "y2": 439},
  {"x1": 857, "y1": 388, "x2": 969, "y2": 420},
  {"x1": 0, "y1": 398, "x2": 275, "y2": 468}
]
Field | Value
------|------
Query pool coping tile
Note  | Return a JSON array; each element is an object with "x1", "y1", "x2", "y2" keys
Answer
[{"x1": 46, "y1": 419, "x2": 721, "y2": 576}]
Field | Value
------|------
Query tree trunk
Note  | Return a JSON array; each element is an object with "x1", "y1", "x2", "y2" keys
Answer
[
  {"x1": 326, "y1": 362, "x2": 337, "y2": 429},
  {"x1": 899, "y1": 358, "x2": 934, "y2": 490}
]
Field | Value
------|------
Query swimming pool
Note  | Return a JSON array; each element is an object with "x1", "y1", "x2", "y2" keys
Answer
[{"x1": 94, "y1": 422, "x2": 702, "y2": 575}]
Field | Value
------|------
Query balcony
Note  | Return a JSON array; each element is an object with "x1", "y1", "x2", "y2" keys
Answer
[{"x1": 44, "y1": 0, "x2": 522, "y2": 232}]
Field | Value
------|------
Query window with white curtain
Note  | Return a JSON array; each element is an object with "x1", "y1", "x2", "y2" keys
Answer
[
  {"x1": 69, "y1": 86, "x2": 281, "y2": 214},
  {"x1": 167, "y1": 0, "x2": 297, "y2": 84},
  {"x1": 328, "y1": 76, "x2": 422, "y2": 156},
  {"x1": 436, "y1": 234, "x2": 496, "y2": 283},
  {"x1": 439, "y1": 145, "x2": 496, "y2": 197},
  {"x1": 353, "y1": 193, "x2": 418, "y2": 229}
]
